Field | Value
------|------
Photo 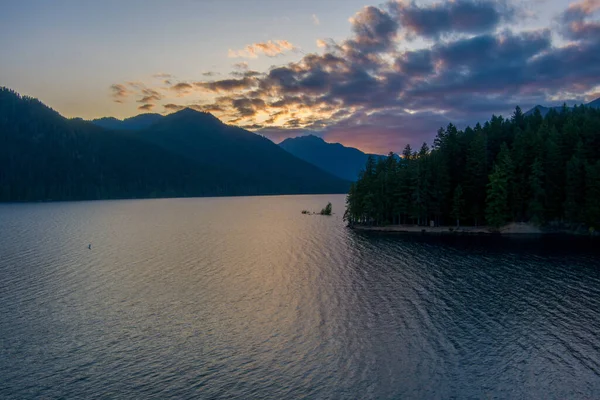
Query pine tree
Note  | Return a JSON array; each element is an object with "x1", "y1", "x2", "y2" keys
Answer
[
  {"x1": 464, "y1": 129, "x2": 487, "y2": 225},
  {"x1": 585, "y1": 161, "x2": 600, "y2": 229},
  {"x1": 486, "y1": 144, "x2": 513, "y2": 228},
  {"x1": 564, "y1": 143, "x2": 586, "y2": 223},
  {"x1": 528, "y1": 157, "x2": 545, "y2": 225},
  {"x1": 486, "y1": 165, "x2": 510, "y2": 228},
  {"x1": 452, "y1": 185, "x2": 465, "y2": 228}
]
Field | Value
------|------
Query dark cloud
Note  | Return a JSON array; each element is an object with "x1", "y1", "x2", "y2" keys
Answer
[
  {"x1": 171, "y1": 82, "x2": 194, "y2": 92},
  {"x1": 558, "y1": 0, "x2": 600, "y2": 40},
  {"x1": 163, "y1": 103, "x2": 185, "y2": 112},
  {"x1": 231, "y1": 97, "x2": 266, "y2": 116},
  {"x1": 110, "y1": 1, "x2": 600, "y2": 153},
  {"x1": 196, "y1": 77, "x2": 257, "y2": 92},
  {"x1": 230, "y1": 70, "x2": 263, "y2": 78},
  {"x1": 138, "y1": 103, "x2": 155, "y2": 111},
  {"x1": 348, "y1": 6, "x2": 398, "y2": 53},
  {"x1": 389, "y1": 0, "x2": 513, "y2": 39},
  {"x1": 394, "y1": 49, "x2": 433, "y2": 76}
]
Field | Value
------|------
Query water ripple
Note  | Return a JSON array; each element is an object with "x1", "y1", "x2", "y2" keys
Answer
[{"x1": 1, "y1": 196, "x2": 600, "y2": 399}]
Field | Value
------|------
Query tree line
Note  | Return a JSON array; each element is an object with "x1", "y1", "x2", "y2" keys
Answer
[{"x1": 344, "y1": 104, "x2": 600, "y2": 230}]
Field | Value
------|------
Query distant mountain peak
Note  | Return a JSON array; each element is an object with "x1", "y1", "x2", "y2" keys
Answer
[
  {"x1": 91, "y1": 113, "x2": 163, "y2": 130},
  {"x1": 588, "y1": 97, "x2": 600, "y2": 107},
  {"x1": 279, "y1": 135, "x2": 388, "y2": 181},
  {"x1": 168, "y1": 108, "x2": 222, "y2": 124},
  {"x1": 524, "y1": 97, "x2": 600, "y2": 117},
  {"x1": 281, "y1": 134, "x2": 325, "y2": 145}
]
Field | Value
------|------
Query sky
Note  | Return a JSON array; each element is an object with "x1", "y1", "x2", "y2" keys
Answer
[{"x1": 1, "y1": 0, "x2": 599, "y2": 154}]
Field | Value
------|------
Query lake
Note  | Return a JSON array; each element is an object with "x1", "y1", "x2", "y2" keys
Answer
[{"x1": 1, "y1": 195, "x2": 599, "y2": 399}]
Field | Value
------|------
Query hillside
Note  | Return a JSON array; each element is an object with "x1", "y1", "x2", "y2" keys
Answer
[
  {"x1": 91, "y1": 113, "x2": 163, "y2": 130},
  {"x1": 130, "y1": 109, "x2": 350, "y2": 194}
]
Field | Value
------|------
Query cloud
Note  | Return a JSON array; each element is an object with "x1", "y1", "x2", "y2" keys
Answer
[
  {"x1": 170, "y1": 82, "x2": 194, "y2": 94},
  {"x1": 389, "y1": 0, "x2": 513, "y2": 39},
  {"x1": 231, "y1": 97, "x2": 266, "y2": 117},
  {"x1": 138, "y1": 95, "x2": 161, "y2": 103},
  {"x1": 109, "y1": 1, "x2": 600, "y2": 153},
  {"x1": 137, "y1": 88, "x2": 163, "y2": 104},
  {"x1": 110, "y1": 84, "x2": 131, "y2": 103},
  {"x1": 347, "y1": 6, "x2": 399, "y2": 54},
  {"x1": 559, "y1": 0, "x2": 600, "y2": 40},
  {"x1": 196, "y1": 77, "x2": 258, "y2": 92},
  {"x1": 202, "y1": 71, "x2": 219, "y2": 77},
  {"x1": 138, "y1": 103, "x2": 155, "y2": 111},
  {"x1": 312, "y1": 14, "x2": 320, "y2": 25},
  {"x1": 163, "y1": 103, "x2": 185, "y2": 112},
  {"x1": 152, "y1": 73, "x2": 173, "y2": 79},
  {"x1": 228, "y1": 40, "x2": 296, "y2": 58}
]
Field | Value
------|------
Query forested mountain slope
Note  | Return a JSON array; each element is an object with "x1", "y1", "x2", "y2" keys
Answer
[{"x1": 130, "y1": 108, "x2": 350, "y2": 195}]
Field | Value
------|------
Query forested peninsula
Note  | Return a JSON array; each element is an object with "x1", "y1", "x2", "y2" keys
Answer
[{"x1": 344, "y1": 105, "x2": 600, "y2": 235}]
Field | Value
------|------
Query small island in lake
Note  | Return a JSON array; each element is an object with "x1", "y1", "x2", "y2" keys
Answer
[
  {"x1": 344, "y1": 105, "x2": 600, "y2": 237},
  {"x1": 302, "y1": 202, "x2": 333, "y2": 216}
]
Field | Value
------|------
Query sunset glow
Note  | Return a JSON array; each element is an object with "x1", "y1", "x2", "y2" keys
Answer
[{"x1": 1, "y1": 0, "x2": 599, "y2": 153}]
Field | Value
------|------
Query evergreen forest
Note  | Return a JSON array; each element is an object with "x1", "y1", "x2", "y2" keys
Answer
[{"x1": 344, "y1": 105, "x2": 600, "y2": 231}]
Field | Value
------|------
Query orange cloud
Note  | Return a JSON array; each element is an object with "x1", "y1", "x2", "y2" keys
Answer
[
  {"x1": 228, "y1": 40, "x2": 296, "y2": 58},
  {"x1": 109, "y1": 84, "x2": 131, "y2": 103},
  {"x1": 569, "y1": 0, "x2": 600, "y2": 14}
]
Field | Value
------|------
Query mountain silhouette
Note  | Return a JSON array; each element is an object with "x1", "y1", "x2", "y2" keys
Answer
[
  {"x1": 524, "y1": 97, "x2": 600, "y2": 117},
  {"x1": 130, "y1": 108, "x2": 350, "y2": 194},
  {"x1": 0, "y1": 88, "x2": 349, "y2": 202},
  {"x1": 279, "y1": 135, "x2": 389, "y2": 181},
  {"x1": 91, "y1": 113, "x2": 164, "y2": 130}
]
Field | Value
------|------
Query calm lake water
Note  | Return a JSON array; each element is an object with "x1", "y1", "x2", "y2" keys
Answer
[{"x1": 1, "y1": 195, "x2": 599, "y2": 399}]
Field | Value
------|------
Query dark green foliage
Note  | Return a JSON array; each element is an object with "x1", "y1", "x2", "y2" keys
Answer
[
  {"x1": 585, "y1": 161, "x2": 600, "y2": 228},
  {"x1": 0, "y1": 87, "x2": 349, "y2": 202},
  {"x1": 528, "y1": 158, "x2": 546, "y2": 225},
  {"x1": 320, "y1": 202, "x2": 332, "y2": 216},
  {"x1": 346, "y1": 104, "x2": 600, "y2": 229},
  {"x1": 452, "y1": 185, "x2": 465, "y2": 228},
  {"x1": 564, "y1": 144, "x2": 586, "y2": 223},
  {"x1": 485, "y1": 168, "x2": 508, "y2": 228}
]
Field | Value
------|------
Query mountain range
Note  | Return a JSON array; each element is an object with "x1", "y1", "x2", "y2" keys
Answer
[
  {"x1": 0, "y1": 87, "x2": 349, "y2": 202},
  {"x1": 92, "y1": 113, "x2": 163, "y2": 130},
  {"x1": 92, "y1": 112, "x2": 391, "y2": 182},
  {"x1": 3, "y1": 87, "x2": 599, "y2": 203},
  {"x1": 524, "y1": 97, "x2": 600, "y2": 117},
  {"x1": 279, "y1": 135, "x2": 388, "y2": 181}
]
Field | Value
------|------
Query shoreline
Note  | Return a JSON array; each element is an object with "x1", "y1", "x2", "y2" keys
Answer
[{"x1": 349, "y1": 222, "x2": 596, "y2": 237}]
